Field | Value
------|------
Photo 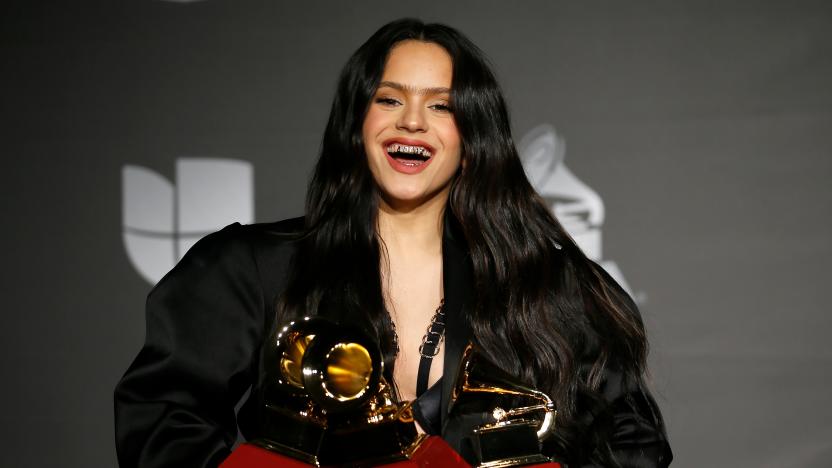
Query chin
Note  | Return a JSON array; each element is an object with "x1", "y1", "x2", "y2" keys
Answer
[
  {"x1": 381, "y1": 190, "x2": 427, "y2": 205},
  {"x1": 378, "y1": 184, "x2": 439, "y2": 206}
]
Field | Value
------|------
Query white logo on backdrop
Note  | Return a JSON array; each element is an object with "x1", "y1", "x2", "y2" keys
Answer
[
  {"x1": 519, "y1": 124, "x2": 639, "y2": 300},
  {"x1": 122, "y1": 158, "x2": 254, "y2": 285},
  {"x1": 121, "y1": 139, "x2": 635, "y2": 297}
]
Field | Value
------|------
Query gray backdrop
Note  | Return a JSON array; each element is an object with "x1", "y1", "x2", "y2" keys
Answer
[{"x1": 3, "y1": 1, "x2": 831, "y2": 466}]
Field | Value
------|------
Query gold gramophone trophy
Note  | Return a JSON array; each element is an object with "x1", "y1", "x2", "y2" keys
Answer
[
  {"x1": 250, "y1": 317, "x2": 435, "y2": 467},
  {"x1": 448, "y1": 344, "x2": 558, "y2": 468},
  {"x1": 222, "y1": 319, "x2": 559, "y2": 468}
]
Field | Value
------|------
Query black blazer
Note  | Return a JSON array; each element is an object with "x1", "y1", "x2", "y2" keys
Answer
[{"x1": 114, "y1": 218, "x2": 671, "y2": 467}]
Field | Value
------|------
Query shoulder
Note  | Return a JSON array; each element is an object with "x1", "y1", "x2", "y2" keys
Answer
[
  {"x1": 244, "y1": 216, "x2": 306, "y2": 238},
  {"x1": 181, "y1": 216, "x2": 305, "y2": 261},
  {"x1": 197, "y1": 216, "x2": 305, "y2": 247},
  {"x1": 152, "y1": 217, "x2": 305, "y2": 292}
]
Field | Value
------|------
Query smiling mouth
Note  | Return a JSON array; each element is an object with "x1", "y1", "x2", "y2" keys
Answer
[{"x1": 386, "y1": 143, "x2": 432, "y2": 166}]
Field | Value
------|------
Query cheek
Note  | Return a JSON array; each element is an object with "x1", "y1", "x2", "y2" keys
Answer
[
  {"x1": 362, "y1": 108, "x2": 385, "y2": 142},
  {"x1": 440, "y1": 122, "x2": 462, "y2": 160}
]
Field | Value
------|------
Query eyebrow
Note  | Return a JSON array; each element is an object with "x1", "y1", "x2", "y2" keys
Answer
[{"x1": 377, "y1": 81, "x2": 451, "y2": 96}]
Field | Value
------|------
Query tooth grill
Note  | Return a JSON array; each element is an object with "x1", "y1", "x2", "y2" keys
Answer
[{"x1": 388, "y1": 143, "x2": 430, "y2": 157}]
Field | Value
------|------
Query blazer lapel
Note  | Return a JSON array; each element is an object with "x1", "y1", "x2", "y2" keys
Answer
[{"x1": 440, "y1": 214, "x2": 474, "y2": 422}]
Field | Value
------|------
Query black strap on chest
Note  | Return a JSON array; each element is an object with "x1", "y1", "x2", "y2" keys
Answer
[{"x1": 416, "y1": 302, "x2": 446, "y2": 397}]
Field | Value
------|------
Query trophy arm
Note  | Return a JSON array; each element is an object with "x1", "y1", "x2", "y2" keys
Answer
[{"x1": 465, "y1": 385, "x2": 557, "y2": 440}]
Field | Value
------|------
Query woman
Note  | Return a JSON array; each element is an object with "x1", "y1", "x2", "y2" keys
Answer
[{"x1": 115, "y1": 19, "x2": 672, "y2": 467}]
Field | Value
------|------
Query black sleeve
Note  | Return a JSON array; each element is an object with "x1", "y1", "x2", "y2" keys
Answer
[
  {"x1": 114, "y1": 223, "x2": 265, "y2": 467},
  {"x1": 576, "y1": 368, "x2": 673, "y2": 468},
  {"x1": 571, "y1": 263, "x2": 673, "y2": 468}
]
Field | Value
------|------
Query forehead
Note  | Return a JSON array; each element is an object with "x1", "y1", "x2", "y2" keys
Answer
[{"x1": 380, "y1": 40, "x2": 453, "y2": 90}]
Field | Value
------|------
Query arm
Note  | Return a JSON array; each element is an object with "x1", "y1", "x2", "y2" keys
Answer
[
  {"x1": 578, "y1": 368, "x2": 673, "y2": 468},
  {"x1": 572, "y1": 263, "x2": 673, "y2": 468},
  {"x1": 114, "y1": 223, "x2": 265, "y2": 467}
]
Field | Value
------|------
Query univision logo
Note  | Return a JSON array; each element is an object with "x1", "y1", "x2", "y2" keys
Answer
[{"x1": 122, "y1": 158, "x2": 254, "y2": 285}]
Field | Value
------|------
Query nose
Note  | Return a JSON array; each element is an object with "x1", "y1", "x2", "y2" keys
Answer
[{"x1": 396, "y1": 103, "x2": 427, "y2": 133}]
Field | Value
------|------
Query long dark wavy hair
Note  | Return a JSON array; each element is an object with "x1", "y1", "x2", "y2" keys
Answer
[{"x1": 277, "y1": 18, "x2": 655, "y2": 466}]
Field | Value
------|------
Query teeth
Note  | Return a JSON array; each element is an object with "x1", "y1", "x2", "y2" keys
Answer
[{"x1": 386, "y1": 143, "x2": 432, "y2": 157}]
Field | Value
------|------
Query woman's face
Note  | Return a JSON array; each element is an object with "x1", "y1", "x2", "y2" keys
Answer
[{"x1": 362, "y1": 40, "x2": 462, "y2": 211}]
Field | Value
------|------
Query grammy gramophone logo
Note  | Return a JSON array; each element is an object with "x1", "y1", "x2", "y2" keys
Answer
[{"x1": 518, "y1": 124, "x2": 637, "y2": 300}]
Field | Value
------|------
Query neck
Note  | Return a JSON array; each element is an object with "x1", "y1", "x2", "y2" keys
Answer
[{"x1": 376, "y1": 190, "x2": 447, "y2": 259}]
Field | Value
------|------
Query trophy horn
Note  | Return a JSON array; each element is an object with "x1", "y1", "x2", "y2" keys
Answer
[
  {"x1": 449, "y1": 343, "x2": 558, "y2": 467},
  {"x1": 452, "y1": 344, "x2": 557, "y2": 440},
  {"x1": 269, "y1": 317, "x2": 383, "y2": 412},
  {"x1": 258, "y1": 317, "x2": 429, "y2": 466},
  {"x1": 257, "y1": 317, "x2": 384, "y2": 464}
]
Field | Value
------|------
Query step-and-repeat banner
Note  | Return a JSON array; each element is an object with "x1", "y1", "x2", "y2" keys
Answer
[{"x1": 3, "y1": 1, "x2": 830, "y2": 466}]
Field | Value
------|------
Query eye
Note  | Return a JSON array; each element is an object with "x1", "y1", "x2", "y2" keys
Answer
[
  {"x1": 429, "y1": 102, "x2": 453, "y2": 113},
  {"x1": 375, "y1": 97, "x2": 401, "y2": 106}
]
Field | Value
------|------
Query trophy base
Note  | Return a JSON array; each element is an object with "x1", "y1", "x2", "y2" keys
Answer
[
  {"x1": 251, "y1": 403, "x2": 438, "y2": 466},
  {"x1": 254, "y1": 404, "x2": 327, "y2": 465},
  {"x1": 472, "y1": 419, "x2": 551, "y2": 468},
  {"x1": 319, "y1": 418, "x2": 427, "y2": 466}
]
